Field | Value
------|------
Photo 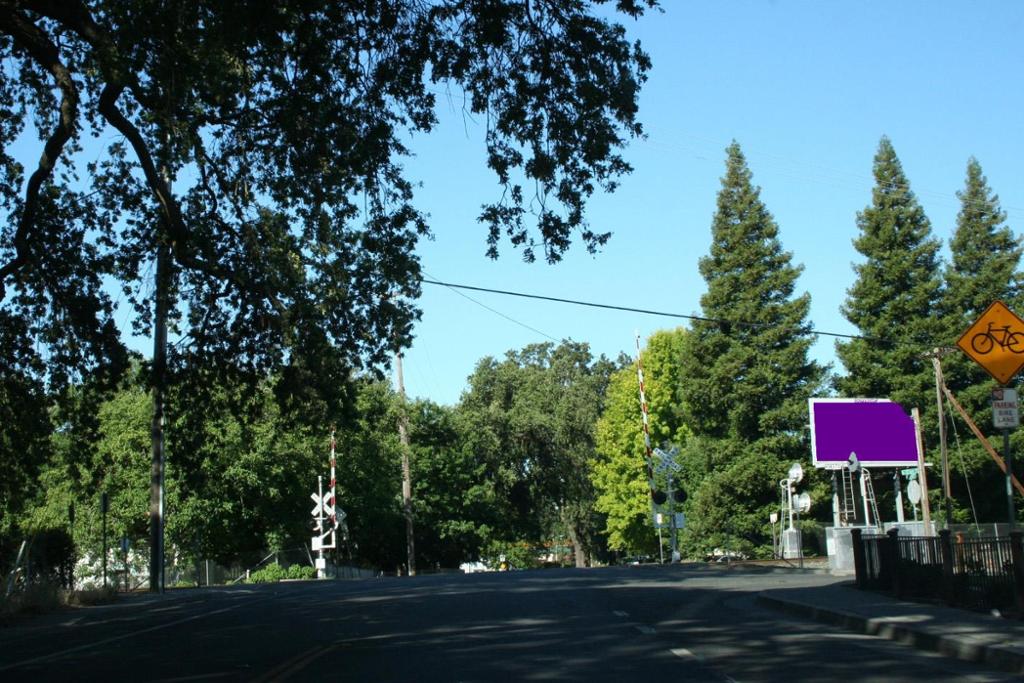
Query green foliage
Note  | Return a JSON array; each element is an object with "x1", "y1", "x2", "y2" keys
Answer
[
  {"x1": 0, "y1": 0, "x2": 655, "y2": 406},
  {"x1": 939, "y1": 158, "x2": 1024, "y2": 524},
  {"x1": 0, "y1": 370, "x2": 50, "y2": 538},
  {"x1": 481, "y1": 540, "x2": 542, "y2": 571},
  {"x1": 835, "y1": 137, "x2": 944, "y2": 429},
  {"x1": 286, "y1": 564, "x2": 316, "y2": 580},
  {"x1": 245, "y1": 562, "x2": 315, "y2": 583},
  {"x1": 167, "y1": 378, "x2": 322, "y2": 566},
  {"x1": 456, "y1": 341, "x2": 614, "y2": 566},
  {"x1": 246, "y1": 563, "x2": 288, "y2": 584},
  {"x1": 678, "y1": 142, "x2": 825, "y2": 558},
  {"x1": 592, "y1": 329, "x2": 688, "y2": 553},
  {"x1": 408, "y1": 400, "x2": 490, "y2": 568}
]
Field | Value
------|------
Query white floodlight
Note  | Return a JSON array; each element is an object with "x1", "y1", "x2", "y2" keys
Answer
[
  {"x1": 795, "y1": 492, "x2": 812, "y2": 514},
  {"x1": 788, "y1": 462, "x2": 804, "y2": 484},
  {"x1": 847, "y1": 452, "x2": 860, "y2": 473}
]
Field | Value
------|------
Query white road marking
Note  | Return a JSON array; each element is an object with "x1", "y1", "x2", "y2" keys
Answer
[
  {"x1": 635, "y1": 625, "x2": 656, "y2": 634},
  {"x1": 672, "y1": 648, "x2": 739, "y2": 683},
  {"x1": 612, "y1": 610, "x2": 629, "y2": 617},
  {"x1": 671, "y1": 647, "x2": 703, "y2": 662}
]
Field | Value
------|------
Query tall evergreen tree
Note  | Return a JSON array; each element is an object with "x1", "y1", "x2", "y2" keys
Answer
[
  {"x1": 940, "y1": 158, "x2": 1023, "y2": 524},
  {"x1": 835, "y1": 137, "x2": 944, "y2": 413},
  {"x1": 678, "y1": 142, "x2": 825, "y2": 557}
]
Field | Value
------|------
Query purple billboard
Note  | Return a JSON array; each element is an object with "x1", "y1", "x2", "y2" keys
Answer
[{"x1": 809, "y1": 398, "x2": 920, "y2": 469}]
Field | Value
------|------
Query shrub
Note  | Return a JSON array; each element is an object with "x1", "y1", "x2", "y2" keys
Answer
[
  {"x1": 245, "y1": 563, "x2": 287, "y2": 584},
  {"x1": 286, "y1": 564, "x2": 316, "y2": 580}
]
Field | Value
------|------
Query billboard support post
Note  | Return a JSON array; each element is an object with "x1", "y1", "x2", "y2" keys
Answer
[
  {"x1": 893, "y1": 471, "x2": 905, "y2": 524},
  {"x1": 931, "y1": 353, "x2": 953, "y2": 529},
  {"x1": 912, "y1": 407, "x2": 932, "y2": 532}
]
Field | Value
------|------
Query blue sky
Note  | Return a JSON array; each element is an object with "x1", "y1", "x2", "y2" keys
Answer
[{"x1": 396, "y1": 1, "x2": 1024, "y2": 405}]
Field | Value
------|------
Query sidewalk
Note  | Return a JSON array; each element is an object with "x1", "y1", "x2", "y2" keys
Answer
[{"x1": 757, "y1": 580, "x2": 1024, "y2": 676}]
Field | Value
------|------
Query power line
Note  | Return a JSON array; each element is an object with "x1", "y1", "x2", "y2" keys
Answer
[
  {"x1": 421, "y1": 278, "x2": 925, "y2": 348},
  {"x1": 424, "y1": 273, "x2": 560, "y2": 342}
]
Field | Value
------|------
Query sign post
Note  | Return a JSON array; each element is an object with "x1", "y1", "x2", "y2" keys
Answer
[
  {"x1": 993, "y1": 388, "x2": 1020, "y2": 528},
  {"x1": 957, "y1": 302, "x2": 1024, "y2": 531}
]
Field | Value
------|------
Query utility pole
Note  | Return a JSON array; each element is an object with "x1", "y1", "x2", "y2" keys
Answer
[
  {"x1": 912, "y1": 407, "x2": 933, "y2": 532},
  {"x1": 149, "y1": 239, "x2": 169, "y2": 593},
  {"x1": 394, "y1": 351, "x2": 416, "y2": 576},
  {"x1": 101, "y1": 492, "x2": 109, "y2": 589},
  {"x1": 931, "y1": 351, "x2": 954, "y2": 529}
]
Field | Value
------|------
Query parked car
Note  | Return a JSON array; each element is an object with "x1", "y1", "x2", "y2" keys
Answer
[{"x1": 705, "y1": 549, "x2": 747, "y2": 562}]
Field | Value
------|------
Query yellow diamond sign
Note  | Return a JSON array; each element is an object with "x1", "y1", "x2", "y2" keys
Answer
[{"x1": 957, "y1": 300, "x2": 1024, "y2": 385}]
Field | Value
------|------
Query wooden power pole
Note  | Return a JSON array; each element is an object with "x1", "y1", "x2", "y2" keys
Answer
[{"x1": 394, "y1": 351, "x2": 416, "y2": 576}]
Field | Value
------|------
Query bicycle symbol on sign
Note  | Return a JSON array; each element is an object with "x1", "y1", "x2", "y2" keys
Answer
[{"x1": 971, "y1": 322, "x2": 1024, "y2": 355}]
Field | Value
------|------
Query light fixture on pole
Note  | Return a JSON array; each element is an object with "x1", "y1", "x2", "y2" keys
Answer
[{"x1": 780, "y1": 462, "x2": 810, "y2": 560}]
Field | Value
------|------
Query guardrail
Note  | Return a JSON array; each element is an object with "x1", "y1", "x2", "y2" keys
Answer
[{"x1": 852, "y1": 527, "x2": 1024, "y2": 614}]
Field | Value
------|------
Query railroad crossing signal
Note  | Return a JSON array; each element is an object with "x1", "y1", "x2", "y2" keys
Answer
[
  {"x1": 957, "y1": 300, "x2": 1024, "y2": 385},
  {"x1": 310, "y1": 491, "x2": 334, "y2": 518}
]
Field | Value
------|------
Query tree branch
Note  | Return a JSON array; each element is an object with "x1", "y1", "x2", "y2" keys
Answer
[{"x1": 0, "y1": 4, "x2": 79, "y2": 302}]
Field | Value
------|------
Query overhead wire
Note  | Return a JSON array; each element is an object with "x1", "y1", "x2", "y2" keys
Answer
[
  {"x1": 946, "y1": 395, "x2": 981, "y2": 532},
  {"x1": 421, "y1": 278, "x2": 930, "y2": 349},
  {"x1": 423, "y1": 272, "x2": 559, "y2": 343}
]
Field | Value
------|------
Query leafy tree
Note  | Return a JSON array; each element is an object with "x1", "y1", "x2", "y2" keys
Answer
[
  {"x1": 0, "y1": 0, "x2": 656, "y2": 397},
  {"x1": 678, "y1": 142, "x2": 825, "y2": 558},
  {"x1": 591, "y1": 329, "x2": 687, "y2": 554},
  {"x1": 836, "y1": 137, "x2": 944, "y2": 409},
  {"x1": 166, "y1": 380, "x2": 324, "y2": 568},
  {"x1": 407, "y1": 399, "x2": 490, "y2": 569},
  {"x1": 457, "y1": 341, "x2": 614, "y2": 566},
  {"x1": 1, "y1": 2, "x2": 657, "y2": 583},
  {"x1": 939, "y1": 158, "x2": 1024, "y2": 524},
  {"x1": 0, "y1": 370, "x2": 50, "y2": 539}
]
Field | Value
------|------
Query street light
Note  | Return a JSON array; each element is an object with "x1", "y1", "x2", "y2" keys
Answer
[{"x1": 780, "y1": 462, "x2": 811, "y2": 562}]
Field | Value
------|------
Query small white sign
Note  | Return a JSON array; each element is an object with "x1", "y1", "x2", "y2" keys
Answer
[
  {"x1": 992, "y1": 388, "x2": 1020, "y2": 429},
  {"x1": 907, "y1": 480, "x2": 922, "y2": 505},
  {"x1": 315, "y1": 558, "x2": 326, "y2": 570},
  {"x1": 312, "y1": 536, "x2": 322, "y2": 551}
]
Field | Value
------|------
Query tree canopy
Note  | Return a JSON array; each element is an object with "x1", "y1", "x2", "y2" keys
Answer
[
  {"x1": 456, "y1": 340, "x2": 615, "y2": 566},
  {"x1": 0, "y1": 0, "x2": 655, "y2": 399},
  {"x1": 592, "y1": 328, "x2": 687, "y2": 553}
]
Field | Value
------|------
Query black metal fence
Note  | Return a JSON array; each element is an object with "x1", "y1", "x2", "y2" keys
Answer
[{"x1": 852, "y1": 528, "x2": 1024, "y2": 613}]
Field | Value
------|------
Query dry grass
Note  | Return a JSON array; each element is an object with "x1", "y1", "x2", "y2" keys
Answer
[
  {"x1": 1, "y1": 583, "x2": 118, "y2": 625},
  {"x1": 66, "y1": 586, "x2": 118, "y2": 606}
]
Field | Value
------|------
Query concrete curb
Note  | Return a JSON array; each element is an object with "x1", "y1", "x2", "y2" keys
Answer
[{"x1": 756, "y1": 592, "x2": 1024, "y2": 677}]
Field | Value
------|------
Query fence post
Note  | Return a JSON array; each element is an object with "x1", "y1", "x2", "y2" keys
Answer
[
  {"x1": 1010, "y1": 531, "x2": 1024, "y2": 618},
  {"x1": 939, "y1": 529, "x2": 955, "y2": 606},
  {"x1": 851, "y1": 528, "x2": 865, "y2": 588},
  {"x1": 887, "y1": 528, "x2": 902, "y2": 598}
]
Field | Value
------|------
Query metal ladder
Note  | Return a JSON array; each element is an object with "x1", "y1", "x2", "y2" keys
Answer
[
  {"x1": 840, "y1": 467, "x2": 857, "y2": 525},
  {"x1": 862, "y1": 468, "x2": 882, "y2": 530}
]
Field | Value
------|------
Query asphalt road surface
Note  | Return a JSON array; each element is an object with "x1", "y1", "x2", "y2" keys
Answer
[{"x1": 0, "y1": 564, "x2": 1016, "y2": 682}]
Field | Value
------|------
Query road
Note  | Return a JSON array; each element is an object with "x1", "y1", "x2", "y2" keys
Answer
[{"x1": 0, "y1": 564, "x2": 1015, "y2": 682}]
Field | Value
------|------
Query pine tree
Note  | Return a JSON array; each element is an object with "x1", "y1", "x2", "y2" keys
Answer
[
  {"x1": 678, "y1": 142, "x2": 825, "y2": 557},
  {"x1": 835, "y1": 137, "x2": 944, "y2": 412},
  {"x1": 945, "y1": 158, "x2": 1022, "y2": 322},
  {"x1": 940, "y1": 158, "x2": 1023, "y2": 524}
]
